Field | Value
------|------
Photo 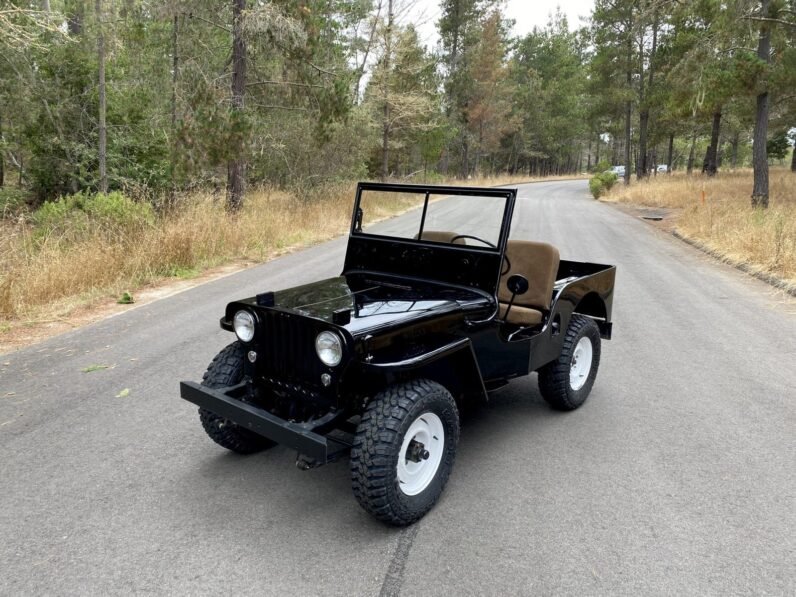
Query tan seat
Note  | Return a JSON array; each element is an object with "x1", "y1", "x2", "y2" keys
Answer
[
  {"x1": 414, "y1": 230, "x2": 466, "y2": 244},
  {"x1": 498, "y1": 240, "x2": 560, "y2": 326}
]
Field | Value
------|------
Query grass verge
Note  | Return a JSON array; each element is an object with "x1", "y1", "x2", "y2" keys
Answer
[{"x1": 604, "y1": 169, "x2": 796, "y2": 287}]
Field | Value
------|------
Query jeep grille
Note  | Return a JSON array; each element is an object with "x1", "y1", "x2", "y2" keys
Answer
[{"x1": 258, "y1": 310, "x2": 325, "y2": 386}]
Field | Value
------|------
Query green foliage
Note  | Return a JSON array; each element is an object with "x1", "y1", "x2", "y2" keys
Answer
[
  {"x1": 767, "y1": 131, "x2": 790, "y2": 160},
  {"x1": 589, "y1": 176, "x2": 606, "y2": 199},
  {"x1": 32, "y1": 191, "x2": 155, "y2": 241},
  {"x1": 117, "y1": 292, "x2": 135, "y2": 304},
  {"x1": 0, "y1": 188, "x2": 29, "y2": 217},
  {"x1": 589, "y1": 171, "x2": 618, "y2": 199},
  {"x1": 593, "y1": 160, "x2": 611, "y2": 174},
  {"x1": 600, "y1": 171, "x2": 619, "y2": 191}
]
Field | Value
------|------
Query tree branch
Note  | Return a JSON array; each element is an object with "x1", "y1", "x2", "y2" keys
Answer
[
  {"x1": 246, "y1": 80, "x2": 323, "y2": 89},
  {"x1": 184, "y1": 12, "x2": 231, "y2": 33},
  {"x1": 741, "y1": 16, "x2": 796, "y2": 28}
]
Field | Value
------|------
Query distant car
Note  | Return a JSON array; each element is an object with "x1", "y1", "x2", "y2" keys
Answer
[
  {"x1": 607, "y1": 166, "x2": 625, "y2": 177},
  {"x1": 656, "y1": 164, "x2": 669, "y2": 173}
]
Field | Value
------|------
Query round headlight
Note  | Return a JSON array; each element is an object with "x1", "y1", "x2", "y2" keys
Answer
[
  {"x1": 233, "y1": 310, "x2": 256, "y2": 343},
  {"x1": 315, "y1": 331, "x2": 343, "y2": 367}
]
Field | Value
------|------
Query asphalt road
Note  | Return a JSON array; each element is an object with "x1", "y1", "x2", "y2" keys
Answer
[{"x1": 1, "y1": 180, "x2": 794, "y2": 596}]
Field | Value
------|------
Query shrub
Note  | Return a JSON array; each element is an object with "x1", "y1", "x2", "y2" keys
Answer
[
  {"x1": 589, "y1": 176, "x2": 605, "y2": 199},
  {"x1": 32, "y1": 191, "x2": 155, "y2": 243},
  {"x1": 600, "y1": 171, "x2": 619, "y2": 191},
  {"x1": 593, "y1": 160, "x2": 611, "y2": 174},
  {"x1": 589, "y1": 172, "x2": 619, "y2": 198}
]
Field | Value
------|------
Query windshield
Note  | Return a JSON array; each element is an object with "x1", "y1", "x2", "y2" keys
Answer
[{"x1": 353, "y1": 185, "x2": 511, "y2": 251}]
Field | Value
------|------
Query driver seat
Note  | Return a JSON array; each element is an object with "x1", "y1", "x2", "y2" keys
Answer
[{"x1": 498, "y1": 241, "x2": 560, "y2": 326}]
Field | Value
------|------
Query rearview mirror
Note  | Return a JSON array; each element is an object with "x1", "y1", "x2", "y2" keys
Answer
[{"x1": 507, "y1": 274, "x2": 529, "y2": 296}]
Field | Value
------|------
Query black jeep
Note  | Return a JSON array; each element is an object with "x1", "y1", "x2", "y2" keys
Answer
[{"x1": 180, "y1": 182, "x2": 616, "y2": 526}]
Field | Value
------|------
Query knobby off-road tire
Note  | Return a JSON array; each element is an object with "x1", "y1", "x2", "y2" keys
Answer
[
  {"x1": 198, "y1": 341, "x2": 275, "y2": 454},
  {"x1": 350, "y1": 379, "x2": 460, "y2": 526},
  {"x1": 538, "y1": 314, "x2": 602, "y2": 411}
]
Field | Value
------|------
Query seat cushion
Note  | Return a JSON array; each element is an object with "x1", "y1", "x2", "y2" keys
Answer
[
  {"x1": 415, "y1": 230, "x2": 466, "y2": 244},
  {"x1": 498, "y1": 241, "x2": 560, "y2": 310},
  {"x1": 499, "y1": 303, "x2": 543, "y2": 326}
]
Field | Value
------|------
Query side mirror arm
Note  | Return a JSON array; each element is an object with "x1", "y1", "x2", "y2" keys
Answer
[{"x1": 503, "y1": 274, "x2": 529, "y2": 322}]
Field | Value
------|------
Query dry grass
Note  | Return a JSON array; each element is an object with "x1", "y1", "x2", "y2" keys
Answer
[
  {"x1": 0, "y1": 173, "x2": 566, "y2": 322},
  {"x1": 605, "y1": 169, "x2": 796, "y2": 285}
]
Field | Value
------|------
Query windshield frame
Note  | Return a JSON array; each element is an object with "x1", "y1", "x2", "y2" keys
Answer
[{"x1": 350, "y1": 182, "x2": 516, "y2": 255}]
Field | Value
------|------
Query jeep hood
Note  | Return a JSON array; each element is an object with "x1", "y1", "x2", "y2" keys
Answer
[{"x1": 237, "y1": 275, "x2": 493, "y2": 336}]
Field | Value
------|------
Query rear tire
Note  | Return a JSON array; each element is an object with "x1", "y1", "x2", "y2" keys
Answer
[
  {"x1": 350, "y1": 379, "x2": 459, "y2": 526},
  {"x1": 198, "y1": 342, "x2": 275, "y2": 454},
  {"x1": 538, "y1": 315, "x2": 601, "y2": 411}
]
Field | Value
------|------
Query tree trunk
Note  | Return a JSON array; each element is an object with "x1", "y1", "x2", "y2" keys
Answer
[
  {"x1": 169, "y1": 13, "x2": 179, "y2": 200},
  {"x1": 637, "y1": 107, "x2": 649, "y2": 178},
  {"x1": 624, "y1": 101, "x2": 632, "y2": 185},
  {"x1": 461, "y1": 129, "x2": 469, "y2": 179},
  {"x1": 96, "y1": 0, "x2": 107, "y2": 193},
  {"x1": 67, "y1": 0, "x2": 83, "y2": 35},
  {"x1": 380, "y1": 0, "x2": 394, "y2": 181},
  {"x1": 751, "y1": 0, "x2": 771, "y2": 208},
  {"x1": 730, "y1": 133, "x2": 739, "y2": 169},
  {"x1": 587, "y1": 137, "x2": 592, "y2": 171},
  {"x1": 791, "y1": 137, "x2": 796, "y2": 172},
  {"x1": 702, "y1": 110, "x2": 721, "y2": 177},
  {"x1": 687, "y1": 129, "x2": 697, "y2": 175},
  {"x1": 667, "y1": 133, "x2": 674, "y2": 173},
  {"x1": 0, "y1": 113, "x2": 4, "y2": 188},
  {"x1": 227, "y1": 0, "x2": 247, "y2": 211},
  {"x1": 353, "y1": 0, "x2": 383, "y2": 103},
  {"x1": 624, "y1": 11, "x2": 633, "y2": 186},
  {"x1": 595, "y1": 133, "x2": 601, "y2": 166}
]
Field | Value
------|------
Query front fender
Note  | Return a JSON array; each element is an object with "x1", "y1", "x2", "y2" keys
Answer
[{"x1": 349, "y1": 336, "x2": 488, "y2": 404}]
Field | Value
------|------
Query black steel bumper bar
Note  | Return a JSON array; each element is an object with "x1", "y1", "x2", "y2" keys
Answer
[{"x1": 179, "y1": 381, "x2": 347, "y2": 463}]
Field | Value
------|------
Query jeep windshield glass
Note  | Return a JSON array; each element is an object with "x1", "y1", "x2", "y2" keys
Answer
[{"x1": 353, "y1": 187, "x2": 510, "y2": 250}]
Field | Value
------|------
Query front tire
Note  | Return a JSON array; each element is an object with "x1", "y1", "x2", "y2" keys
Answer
[
  {"x1": 538, "y1": 314, "x2": 601, "y2": 411},
  {"x1": 350, "y1": 379, "x2": 460, "y2": 526},
  {"x1": 198, "y1": 341, "x2": 275, "y2": 454}
]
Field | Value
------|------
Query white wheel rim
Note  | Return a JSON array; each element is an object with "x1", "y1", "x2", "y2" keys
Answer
[
  {"x1": 396, "y1": 412, "x2": 445, "y2": 496},
  {"x1": 569, "y1": 337, "x2": 593, "y2": 391}
]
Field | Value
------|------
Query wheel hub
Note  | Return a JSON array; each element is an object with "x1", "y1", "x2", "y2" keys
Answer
[
  {"x1": 569, "y1": 336, "x2": 593, "y2": 391},
  {"x1": 396, "y1": 413, "x2": 445, "y2": 496},
  {"x1": 406, "y1": 439, "x2": 430, "y2": 463}
]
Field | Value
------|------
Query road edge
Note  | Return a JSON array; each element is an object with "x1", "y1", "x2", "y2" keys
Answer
[{"x1": 671, "y1": 230, "x2": 796, "y2": 298}]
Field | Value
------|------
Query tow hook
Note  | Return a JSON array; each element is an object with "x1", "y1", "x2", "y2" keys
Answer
[{"x1": 296, "y1": 453, "x2": 321, "y2": 470}]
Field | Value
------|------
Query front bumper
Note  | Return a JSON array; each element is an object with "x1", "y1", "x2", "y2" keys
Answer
[{"x1": 179, "y1": 381, "x2": 348, "y2": 463}]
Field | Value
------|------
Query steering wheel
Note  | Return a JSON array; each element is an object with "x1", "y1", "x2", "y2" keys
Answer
[
  {"x1": 450, "y1": 235, "x2": 512, "y2": 276},
  {"x1": 450, "y1": 234, "x2": 496, "y2": 248}
]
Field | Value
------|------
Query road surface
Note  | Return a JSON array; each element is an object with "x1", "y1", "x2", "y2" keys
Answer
[{"x1": 1, "y1": 180, "x2": 794, "y2": 596}]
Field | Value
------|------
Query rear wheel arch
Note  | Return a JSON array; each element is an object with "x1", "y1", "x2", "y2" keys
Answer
[{"x1": 573, "y1": 292, "x2": 607, "y2": 320}]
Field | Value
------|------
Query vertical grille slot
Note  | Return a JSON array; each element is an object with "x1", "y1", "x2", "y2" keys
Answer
[{"x1": 258, "y1": 310, "x2": 323, "y2": 385}]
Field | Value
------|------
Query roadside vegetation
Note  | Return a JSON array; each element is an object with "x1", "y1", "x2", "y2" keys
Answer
[{"x1": 604, "y1": 170, "x2": 796, "y2": 285}]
